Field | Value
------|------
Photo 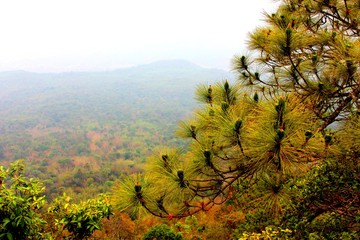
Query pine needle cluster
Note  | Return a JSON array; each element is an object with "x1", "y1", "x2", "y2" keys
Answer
[{"x1": 111, "y1": 2, "x2": 359, "y2": 235}]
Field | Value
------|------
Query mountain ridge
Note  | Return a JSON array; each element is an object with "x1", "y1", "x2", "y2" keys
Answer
[{"x1": 0, "y1": 59, "x2": 227, "y2": 75}]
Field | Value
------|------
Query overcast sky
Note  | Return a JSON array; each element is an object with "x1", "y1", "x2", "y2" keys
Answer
[{"x1": 0, "y1": 0, "x2": 278, "y2": 72}]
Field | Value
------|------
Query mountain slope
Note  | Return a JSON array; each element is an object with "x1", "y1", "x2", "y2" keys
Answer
[{"x1": 0, "y1": 60, "x2": 232, "y2": 199}]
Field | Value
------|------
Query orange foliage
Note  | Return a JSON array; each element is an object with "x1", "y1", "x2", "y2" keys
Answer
[{"x1": 94, "y1": 211, "x2": 136, "y2": 239}]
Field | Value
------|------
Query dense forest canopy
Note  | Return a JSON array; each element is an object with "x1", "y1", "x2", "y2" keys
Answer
[{"x1": 0, "y1": 60, "x2": 231, "y2": 200}]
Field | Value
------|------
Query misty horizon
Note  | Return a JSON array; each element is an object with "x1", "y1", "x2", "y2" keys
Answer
[
  {"x1": 0, "y1": 0, "x2": 278, "y2": 73},
  {"x1": 0, "y1": 59, "x2": 231, "y2": 74}
]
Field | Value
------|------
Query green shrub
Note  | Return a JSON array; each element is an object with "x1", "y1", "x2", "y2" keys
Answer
[{"x1": 143, "y1": 224, "x2": 183, "y2": 240}]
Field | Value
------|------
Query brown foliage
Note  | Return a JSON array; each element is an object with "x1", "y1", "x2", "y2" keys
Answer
[{"x1": 94, "y1": 211, "x2": 136, "y2": 239}]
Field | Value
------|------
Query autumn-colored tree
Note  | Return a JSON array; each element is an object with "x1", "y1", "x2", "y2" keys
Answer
[
  {"x1": 94, "y1": 211, "x2": 136, "y2": 239},
  {"x1": 112, "y1": 0, "x2": 359, "y2": 237}
]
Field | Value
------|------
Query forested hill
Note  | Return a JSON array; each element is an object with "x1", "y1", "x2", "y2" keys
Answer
[
  {"x1": 0, "y1": 59, "x2": 232, "y2": 199},
  {"x1": 0, "y1": 60, "x2": 230, "y2": 127}
]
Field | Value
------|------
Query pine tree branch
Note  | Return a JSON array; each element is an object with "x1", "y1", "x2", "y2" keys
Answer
[{"x1": 318, "y1": 83, "x2": 360, "y2": 131}]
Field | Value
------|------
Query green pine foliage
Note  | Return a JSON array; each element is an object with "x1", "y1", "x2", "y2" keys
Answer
[
  {"x1": 0, "y1": 0, "x2": 359, "y2": 238},
  {"x1": 112, "y1": 0, "x2": 359, "y2": 238}
]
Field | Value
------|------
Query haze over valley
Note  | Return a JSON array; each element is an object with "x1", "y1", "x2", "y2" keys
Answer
[{"x1": 0, "y1": 59, "x2": 232, "y2": 199}]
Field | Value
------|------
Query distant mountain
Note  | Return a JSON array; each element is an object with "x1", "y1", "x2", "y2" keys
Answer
[
  {"x1": 130, "y1": 59, "x2": 202, "y2": 70},
  {"x1": 0, "y1": 59, "x2": 232, "y2": 124},
  {"x1": 0, "y1": 60, "x2": 233, "y2": 199}
]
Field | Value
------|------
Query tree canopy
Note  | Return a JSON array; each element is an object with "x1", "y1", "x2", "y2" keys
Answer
[{"x1": 112, "y1": 0, "x2": 359, "y2": 238}]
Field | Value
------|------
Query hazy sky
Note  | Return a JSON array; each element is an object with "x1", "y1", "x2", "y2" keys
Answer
[{"x1": 0, "y1": 0, "x2": 278, "y2": 72}]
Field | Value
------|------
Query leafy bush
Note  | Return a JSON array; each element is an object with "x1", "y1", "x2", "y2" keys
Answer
[
  {"x1": 238, "y1": 227, "x2": 292, "y2": 240},
  {"x1": 0, "y1": 161, "x2": 48, "y2": 240},
  {"x1": 49, "y1": 193, "x2": 113, "y2": 239},
  {"x1": 142, "y1": 224, "x2": 183, "y2": 240}
]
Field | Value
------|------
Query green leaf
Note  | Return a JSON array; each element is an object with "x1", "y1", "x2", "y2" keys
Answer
[
  {"x1": 2, "y1": 218, "x2": 11, "y2": 227},
  {"x1": 6, "y1": 233, "x2": 13, "y2": 240}
]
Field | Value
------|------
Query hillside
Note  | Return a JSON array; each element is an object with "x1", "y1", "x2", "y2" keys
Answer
[{"x1": 0, "y1": 60, "x2": 232, "y2": 199}]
